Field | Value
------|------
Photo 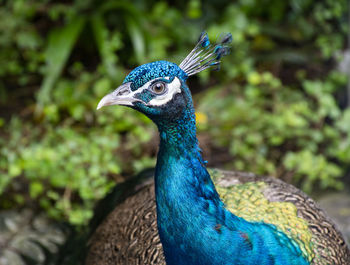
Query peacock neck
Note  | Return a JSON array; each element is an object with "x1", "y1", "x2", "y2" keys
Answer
[
  {"x1": 155, "y1": 105, "x2": 215, "y2": 194},
  {"x1": 154, "y1": 105, "x2": 226, "y2": 264},
  {"x1": 153, "y1": 104, "x2": 310, "y2": 265},
  {"x1": 155, "y1": 106, "x2": 219, "y2": 203},
  {"x1": 155, "y1": 105, "x2": 214, "y2": 194},
  {"x1": 156, "y1": 105, "x2": 197, "y2": 150}
]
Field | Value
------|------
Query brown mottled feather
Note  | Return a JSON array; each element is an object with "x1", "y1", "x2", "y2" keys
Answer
[
  {"x1": 86, "y1": 169, "x2": 350, "y2": 265},
  {"x1": 86, "y1": 183, "x2": 165, "y2": 265}
]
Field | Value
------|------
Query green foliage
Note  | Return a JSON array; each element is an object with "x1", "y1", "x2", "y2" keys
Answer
[
  {"x1": 2, "y1": 118, "x2": 116, "y2": 224},
  {"x1": 37, "y1": 16, "x2": 86, "y2": 110},
  {"x1": 196, "y1": 1, "x2": 349, "y2": 193},
  {"x1": 0, "y1": 0, "x2": 349, "y2": 227},
  {"x1": 198, "y1": 71, "x2": 348, "y2": 192},
  {"x1": 1, "y1": 112, "x2": 154, "y2": 225}
]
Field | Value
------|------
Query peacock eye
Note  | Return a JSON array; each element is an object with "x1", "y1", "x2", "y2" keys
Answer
[{"x1": 150, "y1": 81, "x2": 167, "y2": 95}]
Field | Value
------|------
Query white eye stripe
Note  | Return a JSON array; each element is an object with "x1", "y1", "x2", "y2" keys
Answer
[
  {"x1": 147, "y1": 77, "x2": 181, "y2": 106},
  {"x1": 134, "y1": 77, "x2": 171, "y2": 94},
  {"x1": 131, "y1": 76, "x2": 182, "y2": 106}
]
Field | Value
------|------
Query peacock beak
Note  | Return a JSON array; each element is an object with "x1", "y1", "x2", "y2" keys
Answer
[{"x1": 97, "y1": 82, "x2": 138, "y2": 110}]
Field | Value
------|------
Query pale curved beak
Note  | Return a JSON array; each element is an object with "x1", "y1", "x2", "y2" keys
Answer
[{"x1": 97, "y1": 82, "x2": 138, "y2": 110}]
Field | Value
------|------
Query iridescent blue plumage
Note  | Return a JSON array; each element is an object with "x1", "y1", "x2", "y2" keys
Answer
[
  {"x1": 123, "y1": 61, "x2": 188, "y2": 90},
  {"x1": 151, "y1": 82, "x2": 309, "y2": 265}
]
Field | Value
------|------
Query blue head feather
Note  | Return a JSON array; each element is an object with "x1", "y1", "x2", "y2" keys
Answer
[{"x1": 123, "y1": 61, "x2": 188, "y2": 91}]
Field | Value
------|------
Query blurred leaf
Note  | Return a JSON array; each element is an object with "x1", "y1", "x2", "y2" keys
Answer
[
  {"x1": 125, "y1": 15, "x2": 146, "y2": 64},
  {"x1": 91, "y1": 14, "x2": 119, "y2": 78},
  {"x1": 30, "y1": 182, "x2": 44, "y2": 199},
  {"x1": 187, "y1": 0, "x2": 202, "y2": 19},
  {"x1": 36, "y1": 16, "x2": 86, "y2": 112}
]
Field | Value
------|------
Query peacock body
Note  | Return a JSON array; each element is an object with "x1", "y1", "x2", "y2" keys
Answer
[
  {"x1": 87, "y1": 169, "x2": 349, "y2": 265},
  {"x1": 94, "y1": 32, "x2": 350, "y2": 265}
]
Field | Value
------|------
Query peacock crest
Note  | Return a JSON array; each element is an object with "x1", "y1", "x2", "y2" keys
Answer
[{"x1": 179, "y1": 32, "x2": 232, "y2": 76}]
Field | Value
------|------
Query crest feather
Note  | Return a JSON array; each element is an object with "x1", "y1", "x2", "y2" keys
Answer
[{"x1": 179, "y1": 31, "x2": 232, "y2": 76}]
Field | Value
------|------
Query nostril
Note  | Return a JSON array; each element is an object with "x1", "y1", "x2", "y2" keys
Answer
[{"x1": 115, "y1": 88, "x2": 130, "y2": 96}]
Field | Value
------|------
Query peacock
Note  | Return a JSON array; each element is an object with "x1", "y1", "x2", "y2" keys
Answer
[{"x1": 92, "y1": 32, "x2": 350, "y2": 265}]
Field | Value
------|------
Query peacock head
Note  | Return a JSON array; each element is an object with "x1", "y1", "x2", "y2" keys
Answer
[{"x1": 97, "y1": 32, "x2": 232, "y2": 123}]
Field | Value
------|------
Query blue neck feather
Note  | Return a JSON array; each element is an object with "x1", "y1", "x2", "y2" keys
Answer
[{"x1": 153, "y1": 85, "x2": 309, "y2": 265}]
